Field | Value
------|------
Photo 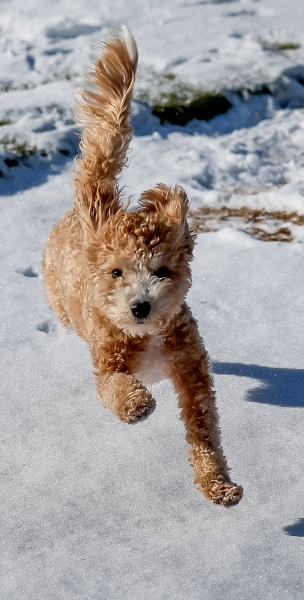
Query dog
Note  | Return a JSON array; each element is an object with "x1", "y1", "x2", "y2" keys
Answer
[{"x1": 42, "y1": 26, "x2": 243, "y2": 507}]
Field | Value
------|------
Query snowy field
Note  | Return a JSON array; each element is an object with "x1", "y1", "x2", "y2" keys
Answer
[{"x1": 1, "y1": 0, "x2": 304, "y2": 598}]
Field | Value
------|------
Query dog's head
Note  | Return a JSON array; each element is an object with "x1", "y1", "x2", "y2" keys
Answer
[{"x1": 80, "y1": 184, "x2": 196, "y2": 336}]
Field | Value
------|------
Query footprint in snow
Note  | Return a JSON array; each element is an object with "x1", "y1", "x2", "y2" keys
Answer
[
  {"x1": 16, "y1": 267, "x2": 39, "y2": 277},
  {"x1": 17, "y1": 267, "x2": 39, "y2": 278},
  {"x1": 36, "y1": 319, "x2": 56, "y2": 334}
]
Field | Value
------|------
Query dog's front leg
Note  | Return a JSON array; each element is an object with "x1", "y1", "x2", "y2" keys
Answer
[
  {"x1": 91, "y1": 341, "x2": 155, "y2": 423},
  {"x1": 97, "y1": 371, "x2": 155, "y2": 423},
  {"x1": 164, "y1": 306, "x2": 243, "y2": 507}
]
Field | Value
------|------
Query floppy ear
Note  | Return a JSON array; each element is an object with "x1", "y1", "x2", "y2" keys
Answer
[{"x1": 139, "y1": 183, "x2": 189, "y2": 225}]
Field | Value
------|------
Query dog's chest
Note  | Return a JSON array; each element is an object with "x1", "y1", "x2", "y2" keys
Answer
[{"x1": 135, "y1": 336, "x2": 167, "y2": 386}]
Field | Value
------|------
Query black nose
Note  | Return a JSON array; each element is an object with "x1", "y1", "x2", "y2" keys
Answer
[{"x1": 132, "y1": 301, "x2": 151, "y2": 320}]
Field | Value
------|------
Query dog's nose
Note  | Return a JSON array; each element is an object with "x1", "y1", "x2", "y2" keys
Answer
[{"x1": 131, "y1": 301, "x2": 151, "y2": 320}]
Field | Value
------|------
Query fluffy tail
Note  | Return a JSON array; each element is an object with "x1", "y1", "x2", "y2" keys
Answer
[{"x1": 74, "y1": 26, "x2": 138, "y2": 226}]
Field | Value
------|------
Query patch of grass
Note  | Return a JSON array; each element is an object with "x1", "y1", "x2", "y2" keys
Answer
[
  {"x1": 14, "y1": 141, "x2": 38, "y2": 158},
  {"x1": 0, "y1": 136, "x2": 72, "y2": 168},
  {"x1": 249, "y1": 84, "x2": 272, "y2": 96},
  {"x1": 135, "y1": 75, "x2": 232, "y2": 126},
  {"x1": 0, "y1": 119, "x2": 12, "y2": 126},
  {"x1": 152, "y1": 83, "x2": 232, "y2": 125},
  {"x1": 163, "y1": 73, "x2": 176, "y2": 81},
  {"x1": 64, "y1": 73, "x2": 79, "y2": 81},
  {"x1": 0, "y1": 137, "x2": 49, "y2": 162},
  {"x1": 0, "y1": 138, "x2": 38, "y2": 158},
  {"x1": 259, "y1": 39, "x2": 301, "y2": 52}
]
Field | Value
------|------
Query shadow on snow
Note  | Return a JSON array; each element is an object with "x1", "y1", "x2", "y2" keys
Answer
[
  {"x1": 213, "y1": 361, "x2": 304, "y2": 538},
  {"x1": 283, "y1": 519, "x2": 304, "y2": 537},
  {"x1": 0, "y1": 152, "x2": 74, "y2": 196},
  {"x1": 212, "y1": 362, "x2": 304, "y2": 408}
]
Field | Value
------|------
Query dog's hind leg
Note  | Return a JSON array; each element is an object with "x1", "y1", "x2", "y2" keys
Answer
[{"x1": 42, "y1": 261, "x2": 71, "y2": 328}]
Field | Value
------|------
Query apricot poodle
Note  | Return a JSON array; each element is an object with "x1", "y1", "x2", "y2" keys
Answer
[{"x1": 43, "y1": 26, "x2": 243, "y2": 507}]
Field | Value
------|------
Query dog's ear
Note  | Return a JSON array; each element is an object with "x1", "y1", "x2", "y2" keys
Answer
[{"x1": 139, "y1": 183, "x2": 189, "y2": 225}]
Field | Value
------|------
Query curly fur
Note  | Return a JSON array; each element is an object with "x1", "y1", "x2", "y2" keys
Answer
[{"x1": 43, "y1": 26, "x2": 243, "y2": 507}]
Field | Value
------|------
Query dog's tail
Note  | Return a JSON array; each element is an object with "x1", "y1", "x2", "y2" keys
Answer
[{"x1": 74, "y1": 26, "x2": 138, "y2": 226}]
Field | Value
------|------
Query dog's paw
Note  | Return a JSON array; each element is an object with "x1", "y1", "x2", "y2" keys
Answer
[
  {"x1": 210, "y1": 479, "x2": 243, "y2": 508},
  {"x1": 118, "y1": 387, "x2": 156, "y2": 424},
  {"x1": 128, "y1": 398, "x2": 156, "y2": 424},
  {"x1": 126, "y1": 395, "x2": 156, "y2": 424}
]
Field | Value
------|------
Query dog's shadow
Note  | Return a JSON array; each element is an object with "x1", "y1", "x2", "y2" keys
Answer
[
  {"x1": 283, "y1": 519, "x2": 304, "y2": 537},
  {"x1": 213, "y1": 362, "x2": 304, "y2": 538},
  {"x1": 212, "y1": 362, "x2": 304, "y2": 408}
]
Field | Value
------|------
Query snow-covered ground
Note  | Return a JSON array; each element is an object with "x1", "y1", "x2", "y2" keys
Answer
[{"x1": 1, "y1": 1, "x2": 304, "y2": 598}]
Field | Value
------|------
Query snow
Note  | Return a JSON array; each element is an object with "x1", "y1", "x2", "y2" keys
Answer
[{"x1": 1, "y1": 0, "x2": 304, "y2": 598}]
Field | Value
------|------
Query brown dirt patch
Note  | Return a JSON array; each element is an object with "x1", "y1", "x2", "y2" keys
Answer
[{"x1": 189, "y1": 206, "x2": 304, "y2": 242}]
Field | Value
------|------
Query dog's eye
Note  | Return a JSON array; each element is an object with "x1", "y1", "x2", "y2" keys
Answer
[
  {"x1": 155, "y1": 266, "x2": 170, "y2": 278},
  {"x1": 112, "y1": 269, "x2": 123, "y2": 279}
]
